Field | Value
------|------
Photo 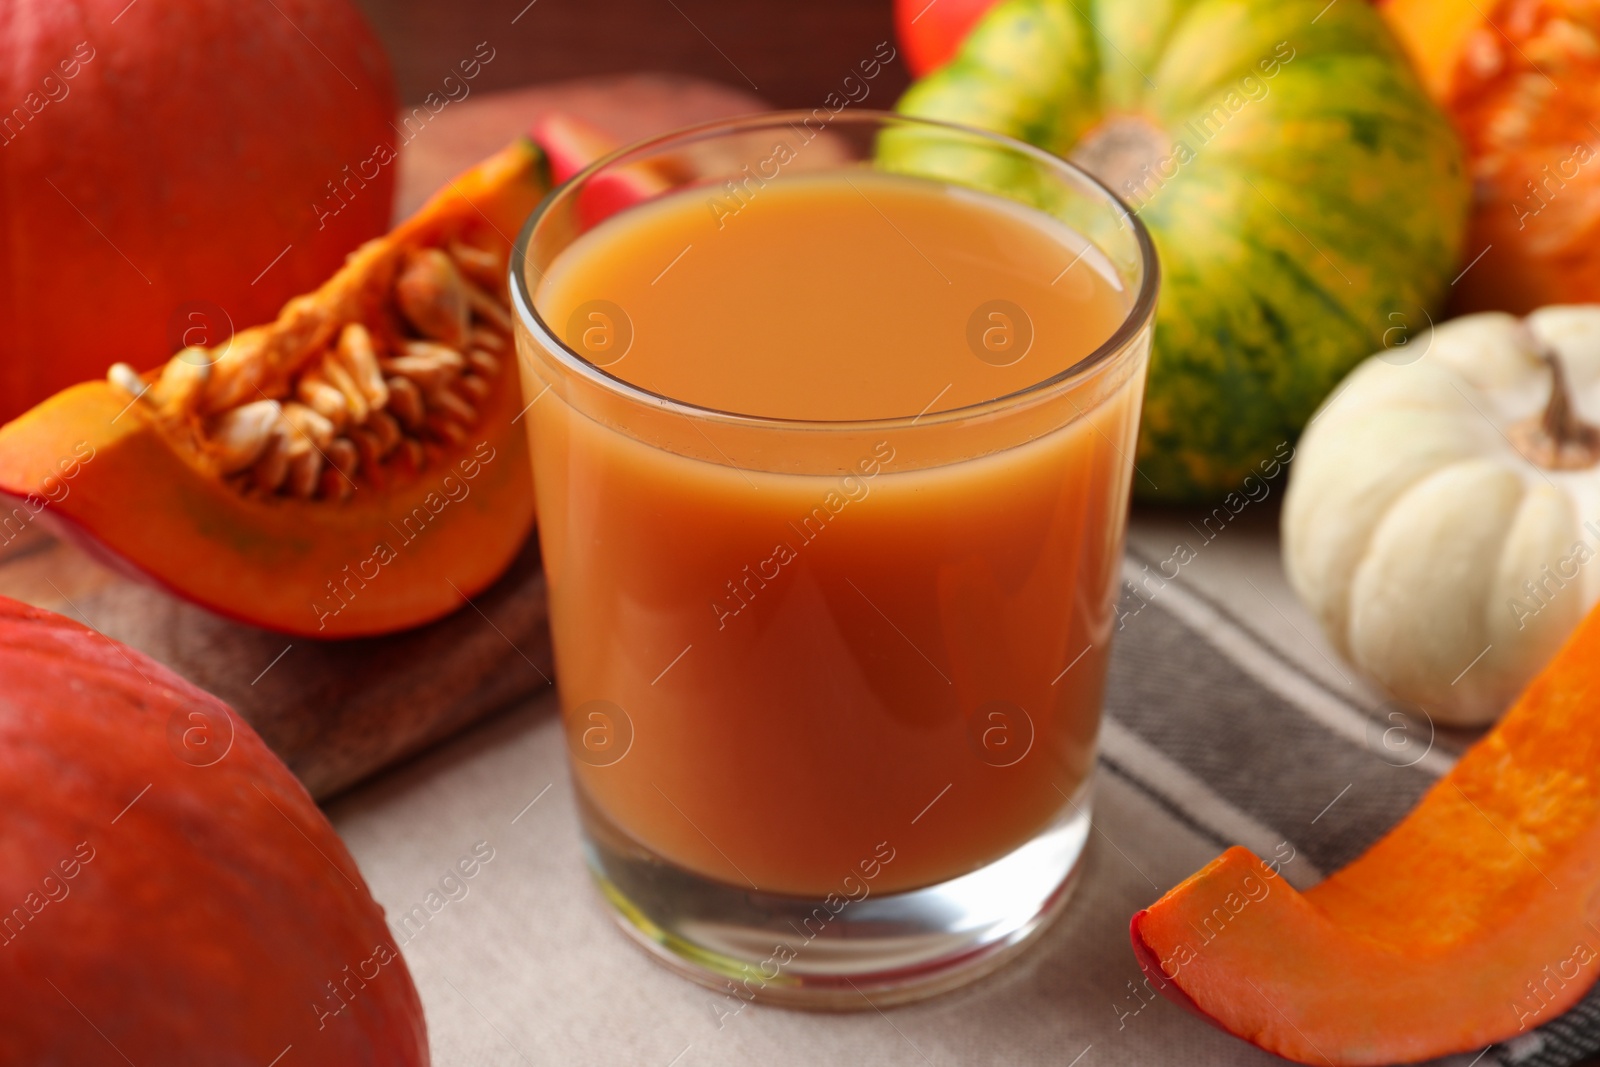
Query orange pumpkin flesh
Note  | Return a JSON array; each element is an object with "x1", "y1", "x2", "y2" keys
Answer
[
  {"x1": 1132, "y1": 601, "x2": 1600, "y2": 1064},
  {"x1": 0, "y1": 596, "x2": 426, "y2": 1062},
  {"x1": 0, "y1": 138, "x2": 547, "y2": 638},
  {"x1": 1384, "y1": 0, "x2": 1600, "y2": 313}
]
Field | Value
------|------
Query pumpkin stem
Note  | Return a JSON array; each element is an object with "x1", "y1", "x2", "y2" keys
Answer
[
  {"x1": 1513, "y1": 327, "x2": 1600, "y2": 471},
  {"x1": 1069, "y1": 116, "x2": 1171, "y2": 209}
]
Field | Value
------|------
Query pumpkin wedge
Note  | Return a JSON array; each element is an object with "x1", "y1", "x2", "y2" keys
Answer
[
  {"x1": 1131, "y1": 601, "x2": 1600, "y2": 1064},
  {"x1": 532, "y1": 113, "x2": 672, "y2": 227},
  {"x1": 0, "y1": 137, "x2": 548, "y2": 637}
]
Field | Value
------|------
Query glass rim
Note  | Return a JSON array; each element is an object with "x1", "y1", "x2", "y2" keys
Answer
[{"x1": 509, "y1": 108, "x2": 1160, "y2": 432}]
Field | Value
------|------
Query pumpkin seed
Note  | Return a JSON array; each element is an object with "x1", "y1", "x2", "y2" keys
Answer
[
  {"x1": 202, "y1": 332, "x2": 270, "y2": 414},
  {"x1": 287, "y1": 447, "x2": 323, "y2": 499},
  {"x1": 449, "y1": 240, "x2": 504, "y2": 288},
  {"x1": 396, "y1": 249, "x2": 470, "y2": 349},
  {"x1": 467, "y1": 349, "x2": 501, "y2": 377},
  {"x1": 107, "y1": 363, "x2": 147, "y2": 397},
  {"x1": 425, "y1": 414, "x2": 468, "y2": 446},
  {"x1": 251, "y1": 430, "x2": 292, "y2": 492},
  {"x1": 326, "y1": 436, "x2": 359, "y2": 477},
  {"x1": 319, "y1": 352, "x2": 370, "y2": 425},
  {"x1": 335, "y1": 323, "x2": 390, "y2": 410},
  {"x1": 149, "y1": 349, "x2": 212, "y2": 416},
  {"x1": 425, "y1": 383, "x2": 477, "y2": 425},
  {"x1": 462, "y1": 277, "x2": 514, "y2": 333},
  {"x1": 385, "y1": 375, "x2": 425, "y2": 430},
  {"x1": 469, "y1": 327, "x2": 505, "y2": 353},
  {"x1": 282, "y1": 402, "x2": 335, "y2": 451},
  {"x1": 366, "y1": 409, "x2": 402, "y2": 457},
  {"x1": 296, "y1": 371, "x2": 349, "y2": 430},
  {"x1": 382, "y1": 342, "x2": 465, "y2": 391},
  {"x1": 318, "y1": 465, "x2": 353, "y2": 502},
  {"x1": 343, "y1": 427, "x2": 376, "y2": 474},
  {"x1": 394, "y1": 437, "x2": 425, "y2": 475},
  {"x1": 210, "y1": 400, "x2": 282, "y2": 474}
]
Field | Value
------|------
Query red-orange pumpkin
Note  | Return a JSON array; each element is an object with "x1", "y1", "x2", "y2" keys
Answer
[
  {"x1": 0, "y1": 596, "x2": 427, "y2": 1062},
  {"x1": 1383, "y1": 0, "x2": 1600, "y2": 314},
  {"x1": 894, "y1": 0, "x2": 1001, "y2": 75},
  {"x1": 0, "y1": 0, "x2": 397, "y2": 425}
]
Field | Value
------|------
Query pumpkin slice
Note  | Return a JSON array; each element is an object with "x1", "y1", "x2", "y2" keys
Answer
[
  {"x1": 533, "y1": 112, "x2": 674, "y2": 227},
  {"x1": 0, "y1": 137, "x2": 548, "y2": 637},
  {"x1": 1131, "y1": 601, "x2": 1600, "y2": 1064}
]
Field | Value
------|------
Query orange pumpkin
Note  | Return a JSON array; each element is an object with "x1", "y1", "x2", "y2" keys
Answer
[
  {"x1": 1132, "y1": 593, "x2": 1600, "y2": 1064},
  {"x1": 0, "y1": 596, "x2": 427, "y2": 1062},
  {"x1": 0, "y1": 0, "x2": 397, "y2": 425},
  {"x1": 1384, "y1": 0, "x2": 1600, "y2": 313}
]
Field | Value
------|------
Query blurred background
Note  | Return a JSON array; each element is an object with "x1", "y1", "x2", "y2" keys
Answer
[{"x1": 351, "y1": 0, "x2": 912, "y2": 108}]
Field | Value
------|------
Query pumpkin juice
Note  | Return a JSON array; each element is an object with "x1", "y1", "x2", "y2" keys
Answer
[{"x1": 523, "y1": 170, "x2": 1143, "y2": 897}]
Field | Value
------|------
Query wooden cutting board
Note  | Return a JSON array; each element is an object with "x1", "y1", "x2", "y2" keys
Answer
[{"x1": 0, "y1": 74, "x2": 762, "y2": 800}]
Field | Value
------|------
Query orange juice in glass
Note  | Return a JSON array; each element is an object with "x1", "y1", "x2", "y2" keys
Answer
[{"x1": 512, "y1": 111, "x2": 1156, "y2": 1006}]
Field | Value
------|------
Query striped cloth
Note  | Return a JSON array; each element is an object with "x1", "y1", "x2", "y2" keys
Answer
[{"x1": 329, "y1": 509, "x2": 1600, "y2": 1066}]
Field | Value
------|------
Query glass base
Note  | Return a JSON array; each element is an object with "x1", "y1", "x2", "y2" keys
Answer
[{"x1": 578, "y1": 785, "x2": 1091, "y2": 1010}]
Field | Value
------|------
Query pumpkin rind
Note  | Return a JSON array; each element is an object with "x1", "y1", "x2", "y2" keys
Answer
[
  {"x1": 893, "y1": 0, "x2": 1468, "y2": 499},
  {"x1": 0, "y1": 596, "x2": 427, "y2": 1063},
  {"x1": 0, "y1": 138, "x2": 548, "y2": 638},
  {"x1": 1132, "y1": 593, "x2": 1600, "y2": 1064},
  {"x1": 0, "y1": 0, "x2": 398, "y2": 426}
]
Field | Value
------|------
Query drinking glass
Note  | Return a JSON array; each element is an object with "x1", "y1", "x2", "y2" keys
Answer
[{"x1": 511, "y1": 110, "x2": 1157, "y2": 1008}]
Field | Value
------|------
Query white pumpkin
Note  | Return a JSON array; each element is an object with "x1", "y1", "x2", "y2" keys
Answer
[{"x1": 1283, "y1": 306, "x2": 1600, "y2": 726}]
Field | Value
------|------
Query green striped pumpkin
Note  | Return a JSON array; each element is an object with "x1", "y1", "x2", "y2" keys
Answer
[{"x1": 891, "y1": 0, "x2": 1468, "y2": 500}]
